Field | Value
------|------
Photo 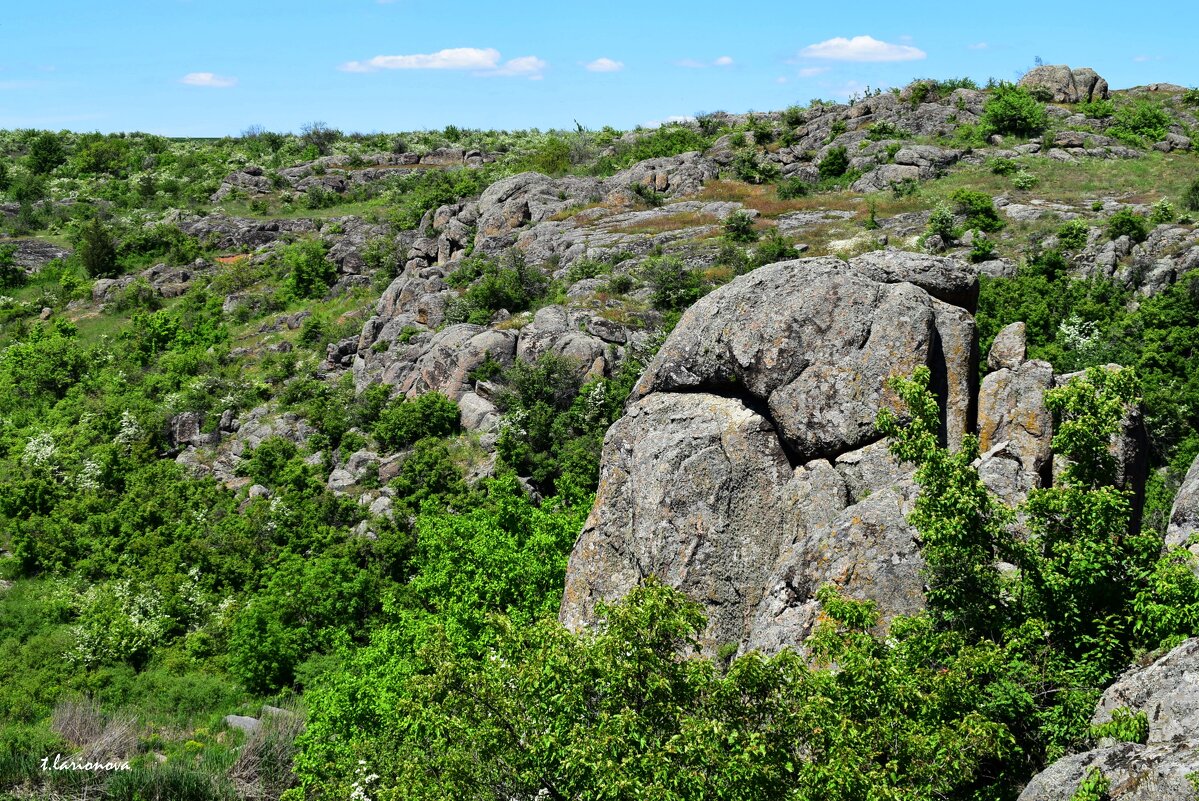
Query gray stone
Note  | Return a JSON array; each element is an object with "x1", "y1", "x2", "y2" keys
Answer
[
  {"x1": 559, "y1": 392, "x2": 797, "y2": 654},
  {"x1": 978, "y1": 360, "x2": 1054, "y2": 486},
  {"x1": 1166, "y1": 454, "x2": 1199, "y2": 549},
  {"x1": 987, "y1": 322, "x2": 1027, "y2": 371},
  {"x1": 848, "y1": 248, "x2": 980, "y2": 310},
  {"x1": 1018, "y1": 65, "x2": 1110, "y2": 103},
  {"x1": 224, "y1": 715, "x2": 260, "y2": 734},
  {"x1": 1019, "y1": 638, "x2": 1199, "y2": 801},
  {"x1": 747, "y1": 478, "x2": 923, "y2": 656},
  {"x1": 634, "y1": 257, "x2": 976, "y2": 462}
]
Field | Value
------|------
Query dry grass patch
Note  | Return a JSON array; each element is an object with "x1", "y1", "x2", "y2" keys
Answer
[
  {"x1": 697, "y1": 180, "x2": 862, "y2": 218},
  {"x1": 607, "y1": 211, "x2": 721, "y2": 235}
]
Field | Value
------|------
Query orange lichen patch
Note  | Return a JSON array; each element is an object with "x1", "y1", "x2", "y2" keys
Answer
[
  {"x1": 216, "y1": 255, "x2": 248, "y2": 265},
  {"x1": 607, "y1": 211, "x2": 721, "y2": 235}
]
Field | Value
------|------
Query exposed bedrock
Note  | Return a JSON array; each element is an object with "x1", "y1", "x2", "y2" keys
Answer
[{"x1": 561, "y1": 251, "x2": 980, "y2": 653}]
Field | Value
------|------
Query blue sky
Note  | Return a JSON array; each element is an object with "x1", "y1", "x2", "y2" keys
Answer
[{"x1": 0, "y1": 0, "x2": 1193, "y2": 136}]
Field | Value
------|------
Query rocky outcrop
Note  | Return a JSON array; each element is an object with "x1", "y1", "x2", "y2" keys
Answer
[
  {"x1": 630, "y1": 252, "x2": 978, "y2": 463},
  {"x1": 559, "y1": 392, "x2": 800, "y2": 653},
  {"x1": 561, "y1": 252, "x2": 980, "y2": 653},
  {"x1": 2, "y1": 239, "x2": 72, "y2": 271},
  {"x1": 1073, "y1": 224, "x2": 1199, "y2": 297},
  {"x1": 1166, "y1": 454, "x2": 1199, "y2": 550},
  {"x1": 1018, "y1": 65, "x2": 1110, "y2": 103},
  {"x1": 1018, "y1": 638, "x2": 1199, "y2": 800}
]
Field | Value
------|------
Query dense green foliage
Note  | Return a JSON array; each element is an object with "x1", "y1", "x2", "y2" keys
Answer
[
  {"x1": 296, "y1": 368, "x2": 1199, "y2": 800},
  {"x1": 1108, "y1": 100, "x2": 1172, "y2": 147},
  {"x1": 373, "y1": 392, "x2": 460, "y2": 451},
  {"x1": 2, "y1": 82, "x2": 1199, "y2": 800},
  {"x1": 981, "y1": 83, "x2": 1048, "y2": 137}
]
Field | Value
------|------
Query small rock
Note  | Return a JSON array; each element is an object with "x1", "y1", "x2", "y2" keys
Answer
[
  {"x1": 987, "y1": 322, "x2": 1027, "y2": 371},
  {"x1": 224, "y1": 715, "x2": 260, "y2": 734}
]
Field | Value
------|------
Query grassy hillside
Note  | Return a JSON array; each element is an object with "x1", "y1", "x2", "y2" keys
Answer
[{"x1": 2, "y1": 78, "x2": 1199, "y2": 800}]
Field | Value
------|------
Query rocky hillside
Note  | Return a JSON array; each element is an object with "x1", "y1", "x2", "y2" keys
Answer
[{"x1": 2, "y1": 67, "x2": 1199, "y2": 800}]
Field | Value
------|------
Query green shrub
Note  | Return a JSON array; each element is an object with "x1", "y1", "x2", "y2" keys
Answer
[
  {"x1": 776, "y1": 176, "x2": 810, "y2": 200},
  {"x1": 643, "y1": 255, "x2": 705, "y2": 312},
  {"x1": 1184, "y1": 179, "x2": 1199, "y2": 212},
  {"x1": 283, "y1": 239, "x2": 336, "y2": 299},
  {"x1": 818, "y1": 146, "x2": 850, "y2": 180},
  {"x1": 1012, "y1": 170, "x2": 1038, "y2": 190},
  {"x1": 987, "y1": 157, "x2": 1020, "y2": 175},
  {"x1": 752, "y1": 228, "x2": 799, "y2": 268},
  {"x1": 981, "y1": 83, "x2": 1048, "y2": 136},
  {"x1": 373, "y1": 392, "x2": 460, "y2": 451},
  {"x1": 1106, "y1": 208, "x2": 1150, "y2": 243},
  {"x1": 117, "y1": 223, "x2": 202, "y2": 268},
  {"x1": 444, "y1": 253, "x2": 549, "y2": 325},
  {"x1": 1057, "y1": 219, "x2": 1091, "y2": 251},
  {"x1": 969, "y1": 234, "x2": 996, "y2": 263},
  {"x1": 592, "y1": 125, "x2": 711, "y2": 176},
  {"x1": 1079, "y1": 99, "x2": 1115, "y2": 119},
  {"x1": 1109, "y1": 101, "x2": 1172, "y2": 146},
  {"x1": 0, "y1": 244, "x2": 21, "y2": 290},
  {"x1": 866, "y1": 121, "x2": 906, "y2": 140},
  {"x1": 1150, "y1": 199, "x2": 1176, "y2": 225},
  {"x1": 27, "y1": 132, "x2": 66, "y2": 175},
  {"x1": 722, "y1": 211, "x2": 758, "y2": 244},
  {"x1": 78, "y1": 217, "x2": 119, "y2": 279},
  {"x1": 629, "y1": 181, "x2": 664, "y2": 208},
  {"x1": 951, "y1": 189, "x2": 1005, "y2": 233},
  {"x1": 926, "y1": 201, "x2": 956, "y2": 241},
  {"x1": 732, "y1": 149, "x2": 780, "y2": 184}
]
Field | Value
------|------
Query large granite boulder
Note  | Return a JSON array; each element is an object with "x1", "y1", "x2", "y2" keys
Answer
[
  {"x1": 630, "y1": 254, "x2": 978, "y2": 463},
  {"x1": 1018, "y1": 65, "x2": 1110, "y2": 103},
  {"x1": 561, "y1": 252, "x2": 980, "y2": 654},
  {"x1": 559, "y1": 392, "x2": 799, "y2": 653}
]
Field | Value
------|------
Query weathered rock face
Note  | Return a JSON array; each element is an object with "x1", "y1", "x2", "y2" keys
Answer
[
  {"x1": 561, "y1": 252, "x2": 980, "y2": 654},
  {"x1": 559, "y1": 393, "x2": 799, "y2": 653},
  {"x1": 630, "y1": 252, "x2": 978, "y2": 463},
  {"x1": 1018, "y1": 638, "x2": 1199, "y2": 801},
  {"x1": 1166, "y1": 454, "x2": 1199, "y2": 550},
  {"x1": 977, "y1": 358, "x2": 1055, "y2": 492},
  {"x1": 1018, "y1": 65, "x2": 1110, "y2": 103}
]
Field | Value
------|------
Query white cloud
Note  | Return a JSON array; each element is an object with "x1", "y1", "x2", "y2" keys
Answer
[
  {"x1": 340, "y1": 47, "x2": 545, "y2": 78},
  {"x1": 584, "y1": 57, "x2": 624, "y2": 73},
  {"x1": 491, "y1": 55, "x2": 547, "y2": 78},
  {"x1": 340, "y1": 47, "x2": 500, "y2": 72},
  {"x1": 775, "y1": 76, "x2": 788, "y2": 84},
  {"x1": 799, "y1": 35, "x2": 926, "y2": 62},
  {"x1": 180, "y1": 72, "x2": 238, "y2": 88},
  {"x1": 968, "y1": 42, "x2": 989, "y2": 50},
  {"x1": 797, "y1": 66, "x2": 830, "y2": 77},
  {"x1": 675, "y1": 56, "x2": 734, "y2": 68}
]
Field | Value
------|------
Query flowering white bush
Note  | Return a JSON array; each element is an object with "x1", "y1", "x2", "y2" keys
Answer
[{"x1": 69, "y1": 581, "x2": 171, "y2": 667}]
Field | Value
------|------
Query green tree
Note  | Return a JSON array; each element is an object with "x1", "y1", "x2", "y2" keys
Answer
[
  {"x1": 373, "y1": 392, "x2": 460, "y2": 451},
  {"x1": 78, "y1": 217, "x2": 119, "y2": 279},
  {"x1": 27, "y1": 132, "x2": 66, "y2": 175},
  {"x1": 283, "y1": 238, "x2": 336, "y2": 298}
]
